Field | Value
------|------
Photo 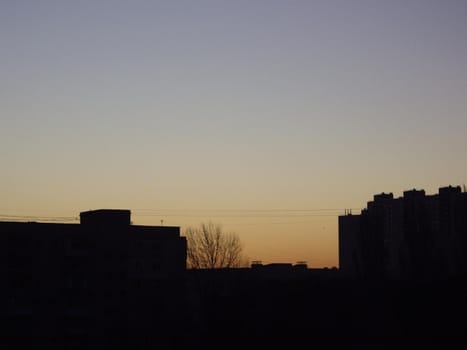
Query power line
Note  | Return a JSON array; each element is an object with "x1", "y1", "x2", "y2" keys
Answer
[
  {"x1": 0, "y1": 207, "x2": 363, "y2": 224},
  {"x1": 132, "y1": 208, "x2": 362, "y2": 212},
  {"x1": 0, "y1": 214, "x2": 78, "y2": 222},
  {"x1": 133, "y1": 213, "x2": 341, "y2": 218},
  {"x1": 130, "y1": 208, "x2": 362, "y2": 219}
]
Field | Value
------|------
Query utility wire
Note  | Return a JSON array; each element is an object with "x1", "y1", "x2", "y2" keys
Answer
[{"x1": 0, "y1": 207, "x2": 362, "y2": 223}]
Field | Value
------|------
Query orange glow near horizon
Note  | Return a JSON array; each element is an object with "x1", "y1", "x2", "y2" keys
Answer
[{"x1": 135, "y1": 213, "x2": 340, "y2": 268}]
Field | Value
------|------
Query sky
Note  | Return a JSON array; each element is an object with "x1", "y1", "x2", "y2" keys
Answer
[{"x1": 1, "y1": 0, "x2": 466, "y2": 267}]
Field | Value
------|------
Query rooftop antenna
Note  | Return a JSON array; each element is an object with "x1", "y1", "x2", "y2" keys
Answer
[{"x1": 463, "y1": 184, "x2": 466, "y2": 193}]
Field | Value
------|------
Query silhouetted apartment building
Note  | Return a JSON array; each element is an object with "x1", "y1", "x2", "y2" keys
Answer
[
  {"x1": 0, "y1": 209, "x2": 188, "y2": 348},
  {"x1": 339, "y1": 186, "x2": 467, "y2": 279}
]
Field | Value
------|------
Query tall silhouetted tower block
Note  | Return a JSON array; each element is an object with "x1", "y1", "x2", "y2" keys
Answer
[
  {"x1": 437, "y1": 186, "x2": 467, "y2": 275},
  {"x1": 339, "y1": 186, "x2": 467, "y2": 280},
  {"x1": 338, "y1": 214, "x2": 363, "y2": 276},
  {"x1": 0, "y1": 209, "x2": 187, "y2": 348}
]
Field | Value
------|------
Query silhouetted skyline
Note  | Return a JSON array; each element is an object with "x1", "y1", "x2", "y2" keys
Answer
[{"x1": 2, "y1": 205, "x2": 466, "y2": 348}]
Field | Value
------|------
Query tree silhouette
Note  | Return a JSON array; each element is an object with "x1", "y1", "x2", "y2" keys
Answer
[{"x1": 184, "y1": 222, "x2": 245, "y2": 269}]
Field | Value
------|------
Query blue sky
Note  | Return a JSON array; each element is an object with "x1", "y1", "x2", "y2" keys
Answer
[{"x1": 1, "y1": 0, "x2": 466, "y2": 266}]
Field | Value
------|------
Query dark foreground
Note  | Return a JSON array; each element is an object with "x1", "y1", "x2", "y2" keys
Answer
[{"x1": 1, "y1": 269, "x2": 466, "y2": 349}]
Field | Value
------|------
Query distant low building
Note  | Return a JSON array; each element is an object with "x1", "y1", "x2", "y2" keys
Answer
[{"x1": 339, "y1": 186, "x2": 467, "y2": 280}]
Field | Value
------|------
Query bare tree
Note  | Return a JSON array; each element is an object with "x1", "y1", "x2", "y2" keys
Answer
[{"x1": 184, "y1": 222, "x2": 246, "y2": 269}]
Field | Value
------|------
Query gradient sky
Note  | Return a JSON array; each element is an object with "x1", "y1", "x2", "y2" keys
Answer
[{"x1": 1, "y1": 0, "x2": 466, "y2": 267}]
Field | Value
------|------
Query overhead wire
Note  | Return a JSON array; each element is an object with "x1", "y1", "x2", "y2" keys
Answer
[{"x1": 0, "y1": 207, "x2": 362, "y2": 224}]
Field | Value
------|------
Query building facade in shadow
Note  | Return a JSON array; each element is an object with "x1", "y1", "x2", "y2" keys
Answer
[
  {"x1": 339, "y1": 185, "x2": 467, "y2": 279},
  {"x1": 0, "y1": 209, "x2": 189, "y2": 348}
]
